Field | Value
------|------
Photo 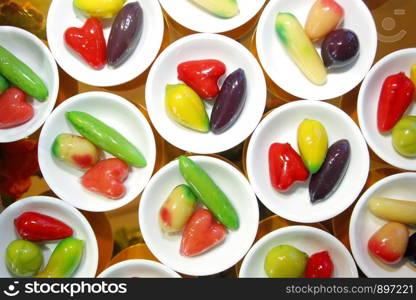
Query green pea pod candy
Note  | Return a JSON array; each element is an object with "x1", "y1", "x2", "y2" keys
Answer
[
  {"x1": 178, "y1": 155, "x2": 239, "y2": 230},
  {"x1": 66, "y1": 111, "x2": 146, "y2": 167},
  {"x1": 0, "y1": 45, "x2": 48, "y2": 100},
  {"x1": 36, "y1": 237, "x2": 84, "y2": 278},
  {"x1": 0, "y1": 74, "x2": 9, "y2": 93}
]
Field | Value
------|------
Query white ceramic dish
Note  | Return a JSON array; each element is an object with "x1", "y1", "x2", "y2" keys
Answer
[
  {"x1": 350, "y1": 172, "x2": 416, "y2": 278},
  {"x1": 0, "y1": 26, "x2": 59, "y2": 143},
  {"x1": 139, "y1": 155, "x2": 259, "y2": 276},
  {"x1": 146, "y1": 33, "x2": 267, "y2": 154},
  {"x1": 246, "y1": 100, "x2": 369, "y2": 223},
  {"x1": 159, "y1": 0, "x2": 266, "y2": 34},
  {"x1": 46, "y1": 0, "x2": 164, "y2": 87},
  {"x1": 239, "y1": 225, "x2": 358, "y2": 277},
  {"x1": 0, "y1": 196, "x2": 98, "y2": 278},
  {"x1": 256, "y1": 0, "x2": 377, "y2": 100},
  {"x1": 38, "y1": 92, "x2": 156, "y2": 212},
  {"x1": 358, "y1": 48, "x2": 416, "y2": 171},
  {"x1": 98, "y1": 259, "x2": 181, "y2": 278}
]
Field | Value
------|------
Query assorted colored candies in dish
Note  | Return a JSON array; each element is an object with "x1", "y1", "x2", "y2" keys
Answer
[{"x1": 6, "y1": 212, "x2": 83, "y2": 278}]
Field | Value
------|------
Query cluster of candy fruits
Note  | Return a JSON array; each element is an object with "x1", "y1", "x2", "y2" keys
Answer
[
  {"x1": 269, "y1": 119, "x2": 350, "y2": 203},
  {"x1": 276, "y1": 0, "x2": 360, "y2": 85},
  {"x1": 0, "y1": 45, "x2": 48, "y2": 129},
  {"x1": 367, "y1": 197, "x2": 416, "y2": 267},
  {"x1": 377, "y1": 65, "x2": 416, "y2": 157},
  {"x1": 166, "y1": 60, "x2": 247, "y2": 134},
  {"x1": 52, "y1": 111, "x2": 146, "y2": 199},
  {"x1": 6, "y1": 212, "x2": 83, "y2": 278},
  {"x1": 158, "y1": 156, "x2": 239, "y2": 257},
  {"x1": 65, "y1": 0, "x2": 143, "y2": 69}
]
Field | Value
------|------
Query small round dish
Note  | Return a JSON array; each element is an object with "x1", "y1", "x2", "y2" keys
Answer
[
  {"x1": 256, "y1": 0, "x2": 377, "y2": 100},
  {"x1": 349, "y1": 172, "x2": 416, "y2": 278},
  {"x1": 46, "y1": 0, "x2": 164, "y2": 87},
  {"x1": 0, "y1": 196, "x2": 98, "y2": 278},
  {"x1": 98, "y1": 259, "x2": 181, "y2": 278},
  {"x1": 246, "y1": 100, "x2": 370, "y2": 223},
  {"x1": 138, "y1": 155, "x2": 259, "y2": 276},
  {"x1": 159, "y1": 0, "x2": 266, "y2": 34},
  {"x1": 358, "y1": 48, "x2": 416, "y2": 171},
  {"x1": 38, "y1": 92, "x2": 156, "y2": 212},
  {"x1": 239, "y1": 225, "x2": 358, "y2": 277},
  {"x1": 0, "y1": 26, "x2": 59, "y2": 143},
  {"x1": 145, "y1": 33, "x2": 267, "y2": 154}
]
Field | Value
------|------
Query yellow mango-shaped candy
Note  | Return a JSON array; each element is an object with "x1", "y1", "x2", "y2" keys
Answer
[{"x1": 74, "y1": 0, "x2": 126, "y2": 18}]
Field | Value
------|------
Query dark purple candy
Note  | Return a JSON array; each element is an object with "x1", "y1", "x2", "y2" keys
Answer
[
  {"x1": 210, "y1": 68, "x2": 246, "y2": 134},
  {"x1": 405, "y1": 232, "x2": 416, "y2": 266},
  {"x1": 309, "y1": 139, "x2": 350, "y2": 203},
  {"x1": 321, "y1": 29, "x2": 359, "y2": 69},
  {"x1": 107, "y1": 2, "x2": 143, "y2": 68}
]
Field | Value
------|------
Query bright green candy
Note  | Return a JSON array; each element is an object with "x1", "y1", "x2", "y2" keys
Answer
[
  {"x1": 178, "y1": 155, "x2": 239, "y2": 230},
  {"x1": 189, "y1": 0, "x2": 239, "y2": 18},
  {"x1": 264, "y1": 245, "x2": 308, "y2": 278},
  {"x1": 392, "y1": 116, "x2": 416, "y2": 157},
  {"x1": 66, "y1": 111, "x2": 146, "y2": 167},
  {"x1": 0, "y1": 74, "x2": 9, "y2": 93},
  {"x1": 6, "y1": 240, "x2": 43, "y2": 277},
  {"x1": 0, "y1": 45, "x2": 48, "y2": 100},
  {"x1": 36, "y1": 237, "x2": 84, "y2": 278},
  {"x1": 297, "y1": 119, "x2": 328, "y2": 174}
]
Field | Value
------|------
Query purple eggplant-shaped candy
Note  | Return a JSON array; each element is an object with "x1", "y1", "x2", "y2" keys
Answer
[
  {"x1": 309, "y1": 139, "x2": 350, "y2": 203},
  {"x1": 107, "y1": 2, "x2": 143, "y2": 68},
  {"x1": 210, "y1": 68, "x2": 246, "y2": 134},
  {"x1": 321, "y1": 29, "x2": 359, "y2": 69},
  {"x1": 405, "y1": 232, "x2": 416, "y2": 266}
]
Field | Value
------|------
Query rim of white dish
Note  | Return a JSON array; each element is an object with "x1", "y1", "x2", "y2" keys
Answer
[
  {"x1": 357, "y1": 48, "x2": 416, "y2": 171},
  {"x1": 0, "y1": 26, "x2": 59, "y2": 143}
]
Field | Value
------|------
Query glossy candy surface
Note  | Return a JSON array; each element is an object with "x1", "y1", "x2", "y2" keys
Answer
[
  {"x1": 269, "y1": 143, "x2": 309, "y2": 192},
  {"x1": 411, "y1": 64, "x2": 416, "y2": 86},
  {"x1": 305, "y1": 0, "x2": 344, "y2": 41},
  {"x1": 264, "y1": 245, "x2": 308, "y2": 278},
  {"x1": 321, "y1": 29, "x2": 360, "y2": 69},
  {"x1": 210, "y1": 68, "x2": 246, "y2": 134},
  {"x1": 14, "y1": 212, "x2": 73, "y2": 242},
  {"x1": 0, "y1": 74, "x2": 9, "y2": 94},
  {"x1": 304, "y1": 251, "x2": 334, "y2": 278},
  {"x1": 159, "y1": 185, "x2": 197, "y2": 233},
  {"x1": 0, "y1": 87, "x2": 33, "y2": 129},
  {"x1": 74, "y1": 0, "x2": 126, "y2": 18},
  {"x1": 0, "y1": 45, "x2": 48, "y2": 100},
  {"x1": 189, "y1": 0, "x2": 239, "y2": 19},
  {"x1": 107, "y1": 2, "x2": 143, "y2": 68},
  {"x1": 36, "y1": 237, "x2": 84, "y2": 278},
  {"x1": 65, "y1": 18, "x2": 106, "y2": 70},
  {"x1": 392, "y1": 116, "x2": 416, "y2": 157},
  {"x1": 52, "y1": 134, "x2": 101, "y2": 169},
  {"x1": 377, "y1": 72, "x2": 414, "y2": 133},
  {"x1": 6, "y1": 240, "x2": 43, "y2": 277},
  {"x1": 81, "y1": 158, "x2": 129, "y2": 199},
  {"x1": 66, "y1": 111, "x2": 146, "y2": 167},
  {"x1": 177, "y1": 59, "x2": 226, "y2": 99},
  {"x1": 405, "y1": 232, "x2": 416, "y2": 266},
  {"x1": 180, "y1": 209, "x2": 226, "y2": 257},
  {"x1": 165, "y1": 84, "x2": 210, "y2": 133},
  {"x1": 368, "y1": 197, "x2": 416, "y2": 225},
  {"x1": 309, "y1": 139, "x2": 350, "y2": 203},
  {"x1": 179, "y1": 155, "x2": 239, "y2": 230},
  {"x1": 368, "y1": 222, "x2": 408, "y2": 265},
  {"x1": 297, "y1": 119, "x2": 328, "y2": 174},
  {"x1": 275, "y1": 13, "x2": 327, "y2": 85}
]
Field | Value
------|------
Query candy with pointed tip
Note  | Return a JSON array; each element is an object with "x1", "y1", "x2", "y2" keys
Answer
[
  {"x1": 368, "y1": 222, "x2": 408, "y2": 265},
  {"x1": 264, "y1": 245, "x2": 308, "y2": 278},
  {"x1": 275, "y1": 13, "x2": 327, "y2": 85},
  {"x1": 189, "y1": 0, "x2": 239, "y2": 18},
  {"x1": 159, "y1": 185, "x2": 197, "y2": 233},
  {"x1": 392, "y1": 116, "x2": 416, "y2": 157},
  {"x1": 6, "y1": 240, "x2": 43, "y2": 277},
  {"x1": 305, "y1": 0, "x2": 344, "y2": 41},
  {"x1": 74, "y1": 0, "x2": 126, "y2": 18},
  {"x1": 297, "y1": 119, "x2": 328, "y2": 174},
  {"x1": 0, "y1": 87, "x2": 33, "y2": 129},
  {"x1": 321, "y1": 29, "x2": 360, "y2": 69},
  {"x1": 368, "y1": 197, "x2": 416, "y2": 225},
  {"x1": 305, "y1": 251, "x2": 334, "y2": 278},
  {"x1": 165, "y1": 84, "x2": 210, "y2": 133}
]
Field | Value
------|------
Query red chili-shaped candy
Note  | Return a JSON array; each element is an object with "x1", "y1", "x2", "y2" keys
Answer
[{"x1": 305, "y1": 251, "x2": 334, "y2": 278}]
